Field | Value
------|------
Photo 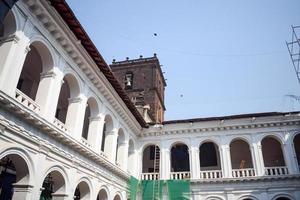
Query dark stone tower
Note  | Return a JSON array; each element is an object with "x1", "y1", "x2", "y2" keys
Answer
[{"x1": 110, "y1": 55, "x2": 166, "y2": 123}]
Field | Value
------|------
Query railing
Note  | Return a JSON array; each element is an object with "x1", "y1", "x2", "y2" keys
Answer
[
  {"x1": 265, "y1": 166, "x2": 288, "y2": 176},
  {"x1": 53, "y1": 118, "x2": 68, "y2": 132},
  {"x1": 141, "y1": 173, "x2": 160, "y2": 180},
  {"x1": 232, "y1": 168, "x2": 255, "y2": 178},
  {"x1": 200, "y1": 170, "x2": 222, "y2": 179},
  {"x1": 170, "y1": 171, "x2": 191, "y2": 180},
  {"x1": 15, "y1": 89, "x2": 40, "y2": 112},
  {"x1": 81, "y1": 137, "x2": 91, "y2": 148}
]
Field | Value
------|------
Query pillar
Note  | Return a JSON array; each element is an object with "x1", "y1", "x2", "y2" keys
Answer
[
  {"x1": 65, "y1": 96, "x2": 87, "y2": 140},
  {"x1": 220, "y1": 144, "x2": 232, "y2": 178},
  {"x1": 283, "y1": 141, "x2": 298, "y2": 174},
  {"x1": 160, "y1": 148, "x2": 170, "y2": 180},
  {"x1": 0, "y1": 32, "x2": 30, "y2": 97},
  {"x1": 104, "y1": 129, "x2": 118, "y2": 162},
  {"x1": 190, "y1": 143, "x2": 200, "y2": 180},
  {"x1": 86, "y1": 116, "x2": 103, "y2": 151},
  {"x1": 118, "y1": 141, "x2": 129, "y2": 170},
  {"x1": 35, "y1": 68, "x2": 64, "y2": 121},
  {"x1": 252, "y1": 142, "x2": 265, "y2": 176}
]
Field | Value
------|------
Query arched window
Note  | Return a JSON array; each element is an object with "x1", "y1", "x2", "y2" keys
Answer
[
  {"x1": 171, "y1": 143, "x2": 190, "y2": 172},
  {"x1": 142, "y1": 145, "x2": 160, "y2": 173},
  {"x1": 101, "y1": 115, "x2": 114, "y2": 155},
  {"x1": 40, "y1": 170, "x2": 66, "y2": 199},
  {"x1": 230, "y1": 139, "x2": 253, "y2": 169},
  {"x1": 16, "y1": 41, "x2": 53, "y2": 104},
  {"x1": 81, "y1": 97, "x2": 99, "y2": 141},
  {"x1": 55, "y1": 74, "x2": 80, "y2": 124},
  {"x1": 0, "y1": 154, "x2": 30, "y2": 199},
  {"x1": 293, "y1": 133, "x2": 300, "y2": 170},
  {"x1": 116, "y1": 129, "x2": 126, "y2": 166},
  {"x1": 128, "y1": 139, "x2": 135, "y2": 174},
  {"x1": 199, "y1": 142, "x2": 221, "y2": 170},
  {"x1": 73, "y1": 181, "x2": 90, "y2": 200},
  {"x1": 261, "y1": 136, "x2": 285, "y2": 167},
  {"x1": 97, "y1": 189, "x2": 108, "y2": 200},
  {"x1": 113, "y1": 194, "x2": 121, "y2": 200}
]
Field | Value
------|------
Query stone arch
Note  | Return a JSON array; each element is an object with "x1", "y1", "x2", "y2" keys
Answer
[
  {"x1": 170, "y1": 142, "x2": 190, "y2": 172},
  {"x1": 73, "y1": 178, "x2": 92, "y2": 200},
  {"x1": 0, "y1": 147, "x2": 33, "y2": 185},
  {"x1": 97, "y1": 187, "x2": 109, "y2": 200},
  {"x1": 0, "y1": 150, "x2": 32, "y2": 200},
  {"x1": 128, "y1": 139, "x2": 136, "y2": 174},
  {"x1": 101, "y1": 114, "x2": 114, "y2": 152},
  {"x1": 261, "y1": 135, "x2": 286, "y2": 167},
  {"x1": 205, "y1": 196, "x2": 224, "y2": 200},
  {"x1": 40, "y1": 167, "x2": 67, "y2": 199},
  {"x1": 238, "y1": 195, "x2": 259, "y2": 200},
  {"x1": 199, "y1": 141, "x2": 221, "y2": 171},
  {"x1": 142, "y1": 144, "x2": 160, "y2": 174},
  {"x1": 229, "y1": 138, "x2": 253, "y2": 169},
  {"x1": 55, "y1": 72, "x2": 81, "y2": 124},
  {"x1": 81, "y1": 96, "x2": 100, "y2": 140},
  {"x1": 292, "y1": 132, "x2": 300, "y2": 170},
  {"x1": 271, "y1": 193, "x2": 295, "y2": 200},
  {"x1": 116, "y1": 128, "x2": 126, "y2": 166},
  {"x1": 113, "y1": 193, "x2": 122, "y2": 200},
  {"x1": 17, "y1": 40, "x2": 54, "y2": 101}
]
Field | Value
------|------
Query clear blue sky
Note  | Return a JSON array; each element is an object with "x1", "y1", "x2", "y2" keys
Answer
[{"x1": 67, "y1": 0, "x2": 300, "y2": 120}]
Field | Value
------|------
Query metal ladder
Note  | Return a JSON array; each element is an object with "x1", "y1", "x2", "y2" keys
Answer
[{"x1": 152, "y1": 145, "x2": 160, "y2": 199}]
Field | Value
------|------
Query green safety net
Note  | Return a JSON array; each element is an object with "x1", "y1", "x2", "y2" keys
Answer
[
  {"x1": 130, "y1": 176, "x2": 139, "y2": 200},
  {"x1": 129, "y1": 176, "x2": 190, "y2": 200},
  {"x1": 167, "y1": 180, "x2": 190, "y2": 200},
  {"x1": 141, "y1": 180, "x2": 163, "y2": 200}
]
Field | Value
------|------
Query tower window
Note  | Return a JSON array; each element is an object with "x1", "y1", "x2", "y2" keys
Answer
[{"x1": 125, "y1": 72, "x2": 133, "y2": 89}]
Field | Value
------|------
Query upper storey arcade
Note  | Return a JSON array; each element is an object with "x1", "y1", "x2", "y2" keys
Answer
[
  {"x1": 139, "y1": 112, "x2": 300, "y2": 181},
  {"x1": 0, "y1": 0, "x2": 145, "y2": 178}
]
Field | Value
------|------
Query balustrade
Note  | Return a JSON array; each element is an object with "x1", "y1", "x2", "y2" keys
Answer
[
  {"x1": 200, "y1": 170, "x2": 222, "y2": 179},
  {"x1": 232, "y1": 168, "x2": 255, "y2": 178},
  {"x1": 265, "y1": 166, "x2": 288, "y2": 176},
  {"x1": 53, "y1": 118, "x2": 67, "y2": 132},
  {"x1": 170, "y1": 171, "x2": 191, "y2": 180},
  {"x1": 141, "y1": 173, "x2": 159, "y2": 180},
  {"x1": 15, "y1": 89, "x2": 40, "y2": 112}
]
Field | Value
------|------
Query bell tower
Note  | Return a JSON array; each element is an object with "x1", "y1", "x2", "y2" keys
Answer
[{"x1": 110, "y1": 54, "x2": 166, "y2": 123}]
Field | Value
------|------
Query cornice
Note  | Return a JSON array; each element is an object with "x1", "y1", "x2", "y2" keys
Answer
[
  {"x1": 0, "y1": 91, "x2": 130, "y2": 182},
  {"x1": 141, "y1": 118, "x2": 300, "y2": 137},
  {"x1": 191, "y1": 174, "x2": 300, "y2": 185},
  {"x1": 20, "y1": 0, "x2": 142, "y2": 134}
]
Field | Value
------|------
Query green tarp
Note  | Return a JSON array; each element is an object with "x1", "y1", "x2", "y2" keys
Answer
[
  {"x1": 129, "y1": 176, "x2": 190, "y2": 200},
  {"x1": 167, "y1": 180, "x2": 190, "y2": 200},
  {"x1": 141, "y1": 180, "x2": 163, "y2": 200},
  {"x1": 130, "y1": 176, "x2": 139, "y2": 200}
]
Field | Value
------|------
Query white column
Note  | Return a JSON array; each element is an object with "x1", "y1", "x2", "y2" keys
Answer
[
  {"x1": 0, "y1": 32, "x2": 30, "y2": 97},
  {"x1": 86, "y1": 116, "x2": 103, "y2": 151},
  {"x1": 283, "y1": 141, "x2": 298, "y2": 174},
  {"x1": 35, "y1": 68, "x2": 64, "y2": 121},
  {"x1": 118, "y1": 141, "x2": 129, "y2": 170},
  {"x1": 249, "y1": 145, "x2": 259, "y2": 176},
  {"x1": 65, "y1": 96, "x2": 87, "y2": 140},
  {"x1": 190, "y1": 145, "x2": 200, "y2": 180},
  {"x1": 160, "y1": 148, "x2": 170, "y2": 180},
  {"x1": 252, "y1": 142, "x2": 265, "y2": 176},
  {"x1": 220, "y1": 144, "x2": 232, "y2": 178},
  {"x1": 128, "y1": 143, "x2": 137, "y2": 176},
  {"x1": 104, "y1": 129, "x2": 118, "y2": 162}
]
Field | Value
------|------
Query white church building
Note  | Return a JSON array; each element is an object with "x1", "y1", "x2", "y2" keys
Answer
[{"x1": 0, "y1": 0, "x2": 299, "y2": 200}]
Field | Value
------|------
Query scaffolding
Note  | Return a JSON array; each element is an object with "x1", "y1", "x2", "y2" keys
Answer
[{"x1": 287, "y1": 26, "x2": 300, "y2": 85}]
